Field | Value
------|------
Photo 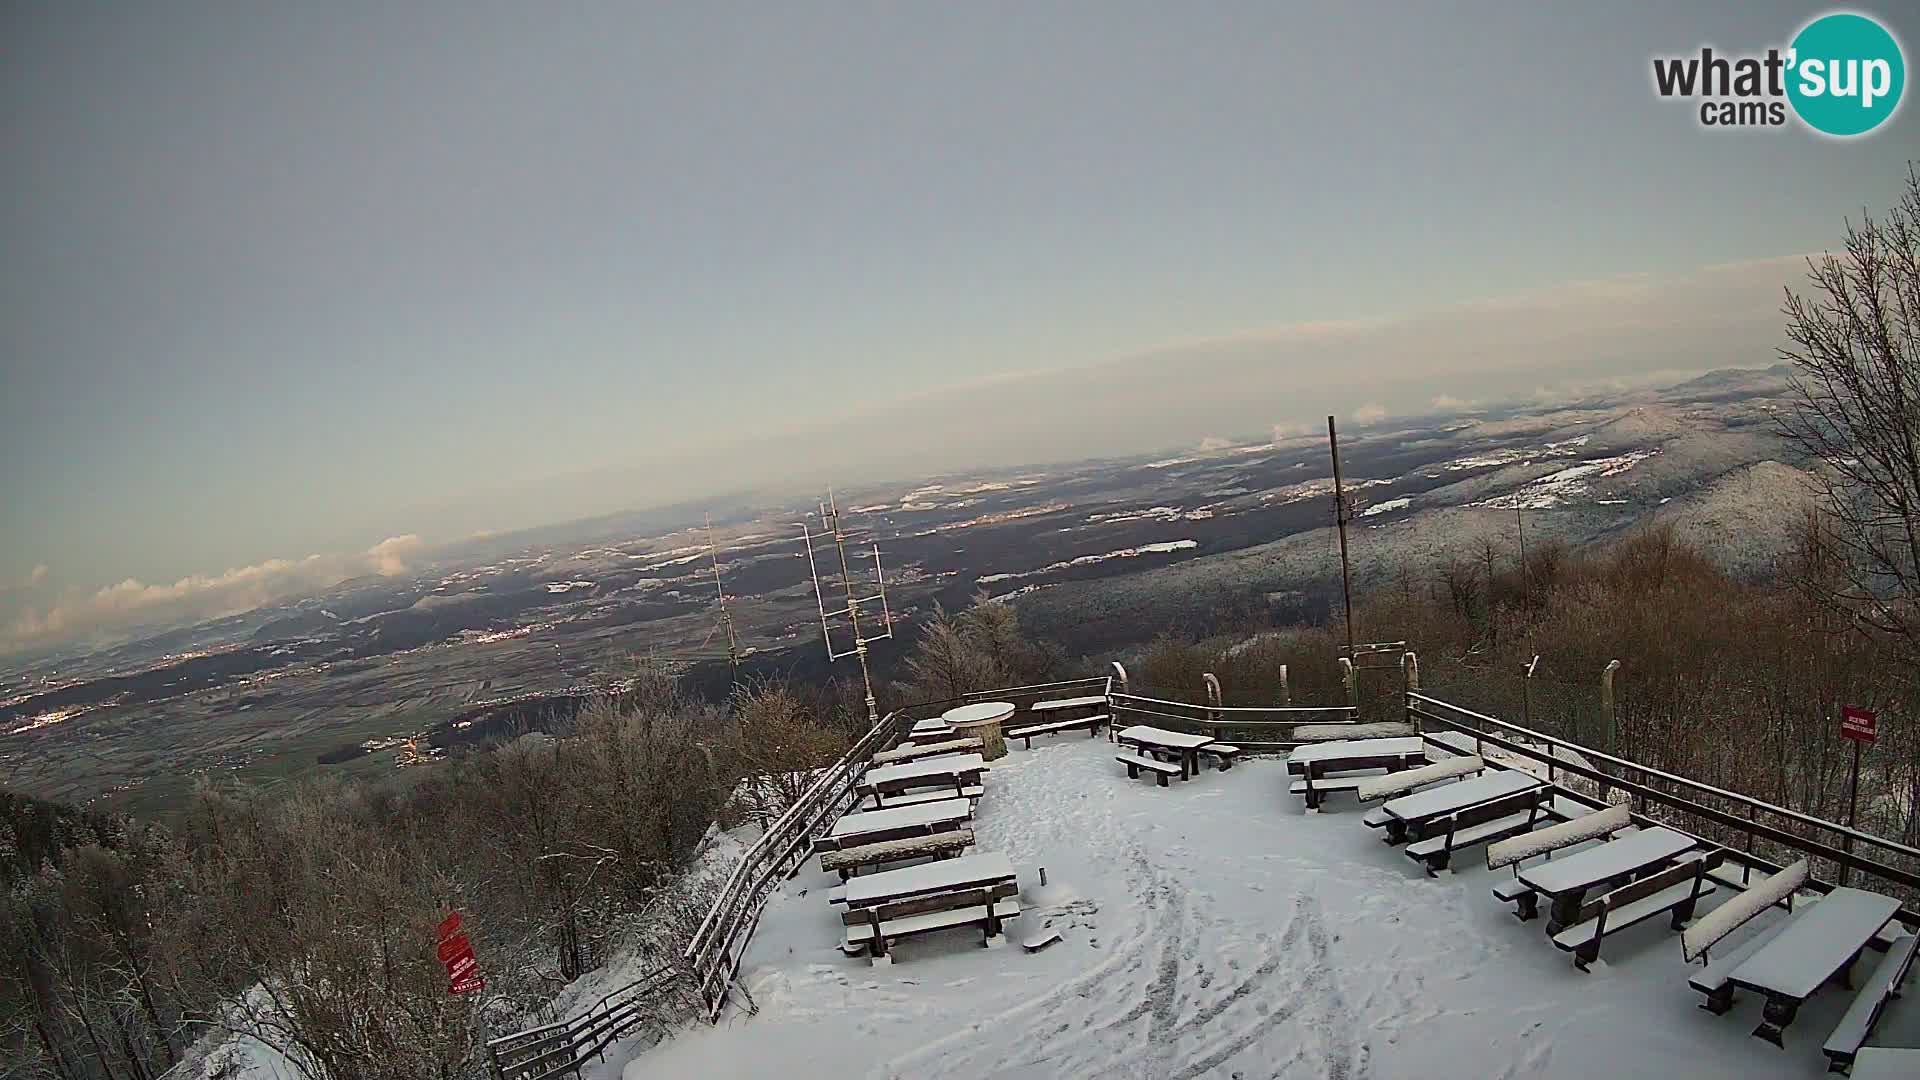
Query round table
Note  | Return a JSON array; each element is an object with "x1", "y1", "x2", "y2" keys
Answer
[{"x1": 942, "y1": 701, "x2": 1016, "y2": 761}]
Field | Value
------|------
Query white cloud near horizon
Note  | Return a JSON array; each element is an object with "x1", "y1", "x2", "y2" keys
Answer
[{"x1": 4, "y1": 535, "x2": 427, "y2": 653}]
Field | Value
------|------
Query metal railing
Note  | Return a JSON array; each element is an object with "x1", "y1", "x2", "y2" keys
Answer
[
  {"x1": 680, "y1": 675, "x2": 1110, "y2": 1020},
  {"x1": 486, "y1": 965, "x2": 682, "y2": 1080},
  {"x1": 1408, "y1": 692, "x2": 1920, "y2": 923},
  {"x1": 1109, "y1": 692, "x2": 1362, "y2": 751}
]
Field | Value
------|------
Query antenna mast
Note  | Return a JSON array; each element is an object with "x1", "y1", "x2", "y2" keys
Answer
[
  {"x1": 706, "y1": 516, "x2": 740, "y2": 675},
  {"x1": 1328, "y1": 415, "x2": 1357, "y2": 658},
  {"x1": 798, "y1": 489, "x2": 895, "y2": 724}
]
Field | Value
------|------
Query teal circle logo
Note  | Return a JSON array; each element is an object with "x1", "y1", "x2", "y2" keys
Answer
[{"x1": 1787, "y1": 12, "x2": 1905, "y2": 136}]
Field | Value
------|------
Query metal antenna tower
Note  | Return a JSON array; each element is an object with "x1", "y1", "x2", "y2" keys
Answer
[
  {"x1": 705, "y1": 516, "x2": 741, "y2": 675},
  {"x1": 798, "y1": 489, "x2": 895, "y2": 724}
]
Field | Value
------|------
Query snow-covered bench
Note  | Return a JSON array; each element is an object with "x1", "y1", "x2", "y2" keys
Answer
[
  {"x1": 1005, "y1": 714, "x2": 1108, "y2": 748},
  {"x1": 841, "y1": 887, "x2": 1021, "y2": 963},
  {"x1": 819, "y1": 828, "x2": 974, "y2": 881},
  {"x1": 1823, "y1": 932, "x2": 1917, "y2": 1072},
  {"x1": 1117, "y1": 752, "x2": 1183, "y2": 786},
  {"x1": 870, "y1": 737, "x2": 984, "y2": 766},
  {"x1": 1403, "y1": 785, "x2": 1548, "y2": 876},
  {"x1": 1355, "y1": 755, "x2": 1484, "y2": 802},
  {"x1": 1196, "y1": 743, "x2": 1241, "y2": 770},
  {"x1": 1551, "y1": 849, "x2": 1721, "y2": 972},
  {"x1": 1485, "y1": 804, "x2": 1631, "y2": 921}
]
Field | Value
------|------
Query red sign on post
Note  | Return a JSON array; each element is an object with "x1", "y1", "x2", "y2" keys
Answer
[
  {"x1": 1841, "y1": 705, "x2": 1877, "y2": 744},
  {"x1": 436, "y1": 911, "x2": 482, "y2": 996}
]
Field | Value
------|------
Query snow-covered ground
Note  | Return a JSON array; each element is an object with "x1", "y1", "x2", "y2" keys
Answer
[{"x1": 614, "y1": 737, "x2": 1917, "y2": 1080}]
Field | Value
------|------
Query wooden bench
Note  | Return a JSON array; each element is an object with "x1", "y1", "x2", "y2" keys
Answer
[
  {"x1": 819, "y1": 828, "x2": 974, "y2": 881},
  {"x1": 877, "y1": 784, "x2": 984, "y2": 809},
  {"x1": 1356, "y1": 755, "x2": 1484, "y2": 802},
  {"x1": 1404, "y1": 787, "x2": 1548, "y2": 876},
  {"x1": 841, "y1": 886, "x2": 1021, "y2": 963},
  {"x1": 1823, "y1": 933, "x2": 1917, "y2": 1072},
  {"x1": 1492, "y1": 878, "x2": 1538, "y2": 920},
  {"x1": 1485, "y1": 804, "x2": 1632, "y2": 920},
  {"x1": 1290, "y1": 769, "x2": 1390, "y2": 809},
  {"x1": 1551, "y1": 849, "x2": 1722, "y2": 971},
  {"x1": 1688, "y1": 914, "x2": 1797, "y2": 1013},
  {"x1": 870, "y1": 737, "x2": 984, "y2": 766},
  {"x1": 1005, "y1": 714, "x2": 1108, "y2": 748},
  {"x1": 1851, "y1": 1047, "x2": 1920, "y2": 1079},
  {"x1": 1116, "y1": 752, "x2": 1183, "y2": 786},
  {"x1": 1196, "y1": 743, "x2": 1240, "y2": 770}
]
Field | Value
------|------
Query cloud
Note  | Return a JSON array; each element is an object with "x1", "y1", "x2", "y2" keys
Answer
[
  {"x1": 1429, "y1": 395, "x2": 1477, "y2": 412},
  {"x1": 367, "y1": 534, "x2": 425, "y2": 576},
  {"x1": 4, "y1": 536, "x2": 433, "y2": 652},
  {"x1": 1195, "y1": 436, "x2": 1234, "y2": 452},
  {"x1": 28, "y1": 565, "x2": 48, "y2": 586},
  {"x1": 1351, "y1": 403, "x2": 1389, "y2": 425}
]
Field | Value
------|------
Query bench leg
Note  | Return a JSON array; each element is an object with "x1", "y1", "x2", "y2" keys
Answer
[
  {"x1": 1156, "y1": 772, "x2": 1169, "y2": 787},
  {"x1": 1424, "y1": 849, "x2": 1451, "y2": 877},
  {"x1": 1753, "y1": 995, "x2": 1798, "y2": 1047},
  {"x1": 1513, "y1": 892, "x2": 1539, "y2": 922},
  {"x1": 1699, "y1": 983, "x2": 1736, "y2": 1015},
  {"x1": 1573, "y1": 940, "x2": 1600, "y2": 973}
]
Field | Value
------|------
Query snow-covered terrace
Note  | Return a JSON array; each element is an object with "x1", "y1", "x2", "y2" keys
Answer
[{"x1": 616, "y1": 730, "x2": 1920, "y2": 1079}]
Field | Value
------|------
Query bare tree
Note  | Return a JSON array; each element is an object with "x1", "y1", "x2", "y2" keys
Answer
[{"x1": 1779, "y1": 163, "x2": 1920, "y2": 662}]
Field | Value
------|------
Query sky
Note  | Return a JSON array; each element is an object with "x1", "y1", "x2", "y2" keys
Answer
[{"x1": 1, "y1": 2, "x2": 1914, "y2": 652}]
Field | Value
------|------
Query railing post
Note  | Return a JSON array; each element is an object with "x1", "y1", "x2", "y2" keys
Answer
[
  {"x1": 1339, "y1": 657, "x2": 1356, "y2": 709},
  {"x1": 1277, "y1": 663, "x2": 1290, "y2": 705},
  {"x1": 1203, "y1": 673, "x2": 1221, "y2": 722}
]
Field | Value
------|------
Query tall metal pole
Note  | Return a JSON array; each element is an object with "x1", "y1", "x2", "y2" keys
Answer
[
  {"x1": 1327, "y1": 416, "x2": 1357, "y2": 658},
  {"x1": 706, "y1": 517, "x2": 739, "y2": 676},
  {"x1": 826, "y1": 491, "x2": 881, "y2": 726}
]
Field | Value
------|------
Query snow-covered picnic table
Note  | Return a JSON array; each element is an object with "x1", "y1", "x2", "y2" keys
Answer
[
  {"x1": 1115, "y1": 724, "x2": 1216, "y2": 780},
  {"x1": 1516, "y1": 825, "x2": 1695, "y2": 931},
  {"x1": 1287, "y1": 736, "x2": 1426, "y2": 771},
  {"x1": 1372, "y1": 769, "x2": 1542, "y2": 843},
  {"x1": 820, "y1": 799, "x2": 973, "y2": 851},
  {"x1": 842, "y1": 850, "x2": 1017, "y2": 910},
  {"x1": 859, "y1": 753, "x2": 986, "y2": 808},
  {"x1": 942, "y1": 702, "x2": 1016, "y2": 760},
  {"x1": 1723, "y1": 886, "x2": 1902, "y2": 1046}
]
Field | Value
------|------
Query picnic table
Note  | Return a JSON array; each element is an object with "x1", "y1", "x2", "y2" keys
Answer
[
  {"x1": 819, "y1": 799, "x2": 972, "y2": 851},
  {"x1": 1371, "y1": 768, "x2": 1541, "y2": 843},
  {"x1": 1723, "y1": 886, "x2": 1902, "y2": 1046},
  {"x1": 1516, "y1": 825, "x2": 1696, "y2": 932},
  {"x1": 1287, "y1": 736, "x2": 1427, "y2": 772},
  {"x1": 1115, "y1": 724, "x2": 1216, "y2": 780},
  {"x1": 842, "y1": 850, "x2": 1017, "y2": 911},
  {"x1": 942, "y1": 701, "x2": 1015, "y2": 761},
  {"x1": 859, "y1": 753, "x2": 986, "y2": 808}
]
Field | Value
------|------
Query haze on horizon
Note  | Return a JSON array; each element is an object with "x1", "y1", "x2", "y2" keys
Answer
[{"x1": 2, "y1": 1, "x2": 1913, "y2": 655}]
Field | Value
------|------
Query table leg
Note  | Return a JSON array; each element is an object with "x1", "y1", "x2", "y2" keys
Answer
[
  {"x1": 1546, "y1": 890, "x2": 1585, "y2": 935},
  {"x1": 1831, "y1": 950, "x2": 1859, "y2": 991},
  {"x1": 1513, "y1": 891, "x2": 1539, "y2": 922},
  {"x1": 1753, "y1": 994, "x2": 1798, "y2": 1047}
]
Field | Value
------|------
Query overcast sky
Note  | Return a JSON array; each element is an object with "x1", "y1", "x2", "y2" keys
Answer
[{"x1": 2, "y1": 2, "x2": 1914, "y2": 648}]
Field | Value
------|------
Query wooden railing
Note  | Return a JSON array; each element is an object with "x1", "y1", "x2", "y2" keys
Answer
[
  {"x1": 1108, "y1": 692, "x2": 1362, "y2": 750},
  {"x1": 1408, "y1": 691, "x2": 1920, "y2": 924},
  {"x1": 486, "y1": 965, "x2": 682, "y2": 1080},
  {"x1": 679, "y1": 675, "x2": 1110, "y2": 1021}
]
